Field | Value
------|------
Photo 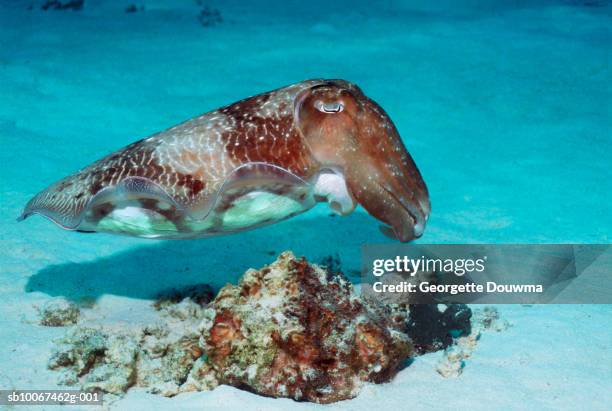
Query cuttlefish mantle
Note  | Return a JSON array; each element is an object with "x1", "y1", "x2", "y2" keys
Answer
[{"x1": 19, "y1": 79, "x2": 430, "y2": 241}]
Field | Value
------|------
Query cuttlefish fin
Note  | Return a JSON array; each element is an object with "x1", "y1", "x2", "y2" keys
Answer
[
  {"x1": 19, "y1": 176, "x2": 185, "y2": 231},
  {"x1": 18, "y1": 175, "x2": 88, "y2": 230},
  {"x1": 90, "y1": 177, "x2": 182, "y2": 208},
  {"x1": 194, "y1": 162, "x2": 316, "y2": 231}
]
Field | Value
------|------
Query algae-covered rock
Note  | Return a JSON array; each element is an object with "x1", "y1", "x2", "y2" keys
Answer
[
  {"x1": 435, "y1": 306, "x2": 510, "y2": 378},
  {"x1": 406, "y1": 304, "x2": 472, "y2": 354},
  {"x1": 193, "y1": 251, "x2": 413, "y2": 403},
  {"x1": 49, "y1": 328, "x2": 138, "y2": 394},
  {"x1": 37, "y1": 298, "x2": 80, "y2": 326},
  {"x1": 154, "y1": 283, "x2": 214, "y2": 311},
  {"x1": 48, "y1": 298, "x2": 208, "y2": 397},
  {"x1": 48, "y1": 327, "x2": 107, "y2": 374}
]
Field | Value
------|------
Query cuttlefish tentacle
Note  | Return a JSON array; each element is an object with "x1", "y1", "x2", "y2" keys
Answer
[{"x1": 20, "y1": 79, "x2": 430, "y2": 241}]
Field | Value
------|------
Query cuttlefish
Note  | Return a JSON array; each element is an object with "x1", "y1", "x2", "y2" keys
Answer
[{"x1": 19, "y1": 79, "x2": 430, "y2": 241}]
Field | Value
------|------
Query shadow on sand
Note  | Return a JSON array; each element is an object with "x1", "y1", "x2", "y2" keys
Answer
[{"x1": 26, "y1": 213, "x2": 390, "y2": 302}]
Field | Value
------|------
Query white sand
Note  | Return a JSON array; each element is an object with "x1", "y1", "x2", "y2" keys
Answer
[{"x1": 1, "y1": 1, "x2": 610, "y2": 410}]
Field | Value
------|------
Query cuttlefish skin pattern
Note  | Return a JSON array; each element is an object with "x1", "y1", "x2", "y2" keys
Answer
[{"x1": 19, "y1": 79, "x2": 430, "y2": 241}]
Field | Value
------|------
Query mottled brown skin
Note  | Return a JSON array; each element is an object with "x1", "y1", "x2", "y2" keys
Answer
[
  {"x1": 296, "y1": 81, "x2": 430, "y2": 241},
  {"x1": 19, "y1": 79, "x2": 429, "y2": 241}
]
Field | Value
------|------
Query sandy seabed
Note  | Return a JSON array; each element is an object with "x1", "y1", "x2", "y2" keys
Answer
[{"x1": 1, "y1": 1, "x2": 610, "y2": 410}]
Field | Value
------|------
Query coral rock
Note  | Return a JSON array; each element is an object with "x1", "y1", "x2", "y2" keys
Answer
[
  {"x1": 435, "y1": 306, "x2": 509, "y2": 378},
  {"x1": 48, "y1": 298, "x2": 207, "y2": 397},
  {"x1": 194, "y1": 251, "x2": 412, "y2": 403},
  {"x1": 37, "y1": 298, "x2": 80, "y2": 327}
]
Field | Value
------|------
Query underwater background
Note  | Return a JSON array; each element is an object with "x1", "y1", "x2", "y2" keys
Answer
[{"x1": 0, "y1": 0, "x2": 610, "y2": 410}]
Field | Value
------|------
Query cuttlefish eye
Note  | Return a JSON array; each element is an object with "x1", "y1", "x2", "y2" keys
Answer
[{"x1": 315, "y1": 100, "x2": 344, "y2": 113}]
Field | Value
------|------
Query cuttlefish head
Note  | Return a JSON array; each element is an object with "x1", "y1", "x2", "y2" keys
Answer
[{"x1": 295, "y1": 80, "x2": 430, "y2": 242}]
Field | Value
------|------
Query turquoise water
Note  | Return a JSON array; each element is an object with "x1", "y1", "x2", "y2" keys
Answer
[{"x1": 0, "y1": 1, "x2": 610, "y2": 409}]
